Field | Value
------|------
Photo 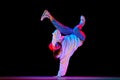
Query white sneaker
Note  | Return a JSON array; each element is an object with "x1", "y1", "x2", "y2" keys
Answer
[
  {"x1": 40, "y1": 10, "x2": 50, "y2": 21},
  {"x1": 79, "y1": 15, "x2": 86, "y2": 26}
]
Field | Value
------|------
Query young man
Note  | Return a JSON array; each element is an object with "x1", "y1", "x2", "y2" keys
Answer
[{"x1": 41, "y1": 10, "x2": 86, "y2": 77}]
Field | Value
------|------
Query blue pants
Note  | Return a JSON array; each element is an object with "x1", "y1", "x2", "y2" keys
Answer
[{"x1": 51, "y1": 19, "x2": 85, "y2": 41}]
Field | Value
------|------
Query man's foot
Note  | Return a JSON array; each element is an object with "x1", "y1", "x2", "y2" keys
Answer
[
  {"x1": 56, "y1": 75, "x2": 65, "y2": 77},
  {"x1": 53, "y1": 76, "x2": 61, "y2": 77},
  {"x1": 79, "y1": 15, "x2": 86, "y2": 26},
  {"x1": 40, "y1": 10, "x2": 50, "y2": 21}
]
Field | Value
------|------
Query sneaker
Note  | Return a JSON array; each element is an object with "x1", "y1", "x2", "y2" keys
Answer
[
  {"x1": 79, "y1": 15, "x2": 86, "y2": 26},
  {"x1": 40, "y1": 10, "x2": 50, "y2": 21}
]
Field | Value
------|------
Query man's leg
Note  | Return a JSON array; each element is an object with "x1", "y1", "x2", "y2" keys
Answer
[
  {"x1": 57, "y1": 55, "x2": 70, "y2": 77},
  {"x1": 56, "y1": 34, "x2": 82, "y2": 77},
  {"x1": 41, "y1": 10, "x2": 73, "y2": 35}
]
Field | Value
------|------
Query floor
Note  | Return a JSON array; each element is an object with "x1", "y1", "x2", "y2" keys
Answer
[{"x1": 0, "y1": 76, "x2": 120, "y2": 80}]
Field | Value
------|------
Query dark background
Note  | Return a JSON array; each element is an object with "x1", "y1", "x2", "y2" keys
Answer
[{"x1": 0, "y1": 0, "x2": 119, "y2": 77}]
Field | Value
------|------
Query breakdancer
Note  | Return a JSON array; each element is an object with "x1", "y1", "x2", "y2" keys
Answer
[{"x1": 41, "y1": 10, "x2": 86, "y2": 77}]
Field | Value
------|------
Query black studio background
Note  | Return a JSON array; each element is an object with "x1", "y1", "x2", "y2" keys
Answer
[{"x1": 0, "y1": 0, "x2": 119, "y2": 77}]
